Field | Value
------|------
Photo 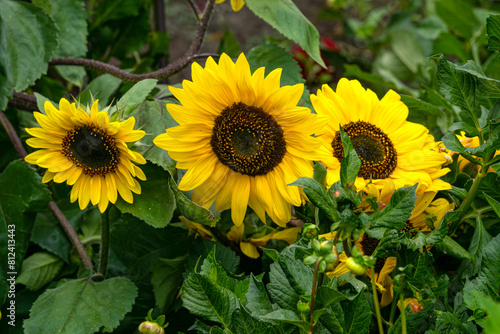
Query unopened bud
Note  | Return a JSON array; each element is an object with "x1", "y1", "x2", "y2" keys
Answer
[
  {"x1": 302, "y1": 223, "x2": 320, "y2": 240},
  {"x1": 319, "y1": 240, "x2": 333, "y2": 256},
  {"x1": 333, "y1": 190, "x2": 341, "y2": 197},
  {"x1": 139, "y1": 321, "x2": 165, "y2": 334},
  {"x1": 304, "y1": 254, "x2": 319, "y2": 266},
  {"x1": 410, "y1": 301, "x2": 424, "y2": 313},
  {"x1": 345, "y1": 257, "x2": 366, "y2": 276},
  {"x1": 297, "y1": 300, "x2": 310, "y2": 313}
]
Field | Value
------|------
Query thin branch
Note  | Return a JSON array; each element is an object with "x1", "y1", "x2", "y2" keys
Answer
[
  {"x1": 49, "y1": 0, "x2": 217, "y2": 82},
  {"x1": 185, "y1": 0, "x2": 202, "y2": 20},
  {"x1": 0, "y1": 109, "x2": 94, "y2": 271},
  {"x1": 7, "y1": 92, "x2": 38, "y2": 112},
  {"x1": 154, "y1": 0, "x2": 167, "y2": 71}
]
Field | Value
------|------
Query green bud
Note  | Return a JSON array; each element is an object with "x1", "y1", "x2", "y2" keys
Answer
[
  {"x1": 324, "y1": 253, "x2": 337, "y2": 264},
  {"x1": 297, "y1": 300, "x2": 310, "y2": 313},
  {"x1": 304, "y1": 254, "x2": 319, "y2": 266},
  {"x1": 319, "y1": 240, "x2": 333, "y2": 256},
  {"x1": 473, "y1": 308, "x2": 486, "y2": 319},
  {"x1": 392, "y1": 274, "x2": 405, "y2": 294},
  {"x1": 302, "y1": 223, "x2": 320, "y2": 240},
  {"x1": 319, "y1": 259, "x2": 327, "y2": 272},
  {"x1": 138, "y1": 321, "x2": 165, "y2": 334},
  {"x1": 345, "y1": 257, "x2": 366, "y2": 275},
  {"x1": 312, "y1": 239, "x2": 321, "y2": 253}
]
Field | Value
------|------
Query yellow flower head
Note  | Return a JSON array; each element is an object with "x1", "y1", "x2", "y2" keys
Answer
[
  {"x1": 311, "y1": 78, "x2": 451, "y2": 192},
  {"x1": 25, "y1": 98, "x2": 146, "y2": 212},
  {"x1": 154, "y1": 53, "x2": 327, "y2": 227},
  {"x1": 215, "y1": 0, "x2": 245, "y2": 12}
]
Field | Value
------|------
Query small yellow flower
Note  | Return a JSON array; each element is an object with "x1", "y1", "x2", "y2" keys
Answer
[{"x1": 25, "y1": 99, "x2": 146, "y2": 212}]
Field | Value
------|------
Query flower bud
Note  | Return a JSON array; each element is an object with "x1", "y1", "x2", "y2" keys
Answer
[
  {"x1": 473, "y1": 308, "x2": 486, "y2": 319},
  {"x1": 345, "y1": 257, "x2": 366, "y2": 276},
  {"x1": 297, "y1": 300, "x2": 310, "y2": 313},
  {"x1": 312, "y1": 239, "x2": 321, "y2": 253},
  {"x1": 302, "y1": 223, "x2": 320, "y2": 240},
  {"x1": 138, "y1": 321, "x2": 165, "y2": 334},
  {"x1": 324, "y1": 253, "x2": 337, "y2": 264},
  {"x1": 304, "y1": 254, "x2": 319, "y2": 266},
  {"x1": 319, "y1": 240, "x2": 333, "y2": 256},
  {"x1": 319, "y1": 259, "x2": 327, "y2": 272}
]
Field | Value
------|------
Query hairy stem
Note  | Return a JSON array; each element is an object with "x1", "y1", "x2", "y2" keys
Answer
[
  {"x1": 0, "y1": 109, "x2": 94, "y2": 271},
  {"x1": 98, "y1": 209, "x2": 110, "y2": 278},
  {"x1": 309, "y1": 258, "x2": 322, "y2": 334},
  {"x1": 50, "y1": 0, "x2": 217, "y2": 82},
  {"x1": 400, "y1": 293, "x2": 407, "y2": 334},
  {"x1": 371, "y1": 266, "x2": 384, "y2": 334}
]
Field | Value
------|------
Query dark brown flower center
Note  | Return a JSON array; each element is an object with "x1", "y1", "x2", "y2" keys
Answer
[
  {"x1": 210, "y1": 102, "x2": 286, "y2": 176},
  {"x1": 332, "y1": 121, "x2": 397, "y2": 179},
  {"x1": 61, "y1": 125, "x2": 120, "y2": 176}
]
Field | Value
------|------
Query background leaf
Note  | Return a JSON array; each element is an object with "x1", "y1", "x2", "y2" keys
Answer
[
  {"x1": 116, "y1": 79, "x2": 157, "y2": 116},
  {"x1": 0, "y1": 1, "x2": 58, "y2": 109},
  {"x1": 245, "y1": 0, "x2": 325, "y2": 68},
  {"x1": 24, "y1": 277, "x2": 137, "y2": 334},
  {"x1": 16, "y1": 252, "x2": 64, "y2": 291},
  {"x1": 151, "y1": 254, "x2": 188, "y2": 312},
  {"x1": 369, "y1": 184, "x2": 417, "y2": 230}
]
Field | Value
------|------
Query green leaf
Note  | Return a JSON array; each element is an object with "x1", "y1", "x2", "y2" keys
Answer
[
  {"x1": 115, "y1": 163, "x2": 176, "y2": 228},
  {"x1": 460, "y1": 212, "x2": 492, "y2": 277},
  {"x1": 117, "y1": 79, "x2": 157, "y2": 116},
  {"x1": 473, "y1": 291, "x2": 500, "y2": 333},
  {"x1": 478, "y1": 173, "x2": 500, "y2": 201},
  {"x1": 425, "y1": 211, "x2": 455, "y2": 245},
  {"x1": 246, "y1": 44, "x2": 310, "y2": 107},
  {"x1": 245, "y1": 274, "x2": 273, "y2": 317},
  {"x1": 24, "y1": 277, "x2": 137, "y2": 334},
  {"x1": 16, "y1": 252, "x2": 63, "y2": 291},
  {"x1": 434, "y1": 235, "x2": 473, "y2": 261},
  {"x1": 456, "y1": 60, "x2": 500, "y2": 98},
  {"x1": 110, "y1": 214, "x2": 191, "y2": 280},
  {"x1": 261, "y1": 309, "x2": 309, "y2": 331},
  {"x1": 169, "y1": 179, "x2": 219, "y2": 226},
  {"x1": 487, "y1": 14, "x2": 500, "y2": 52},
  {"x1": 484, "y1": 192, "x2": 500, "y2": 218},
  {"x1": 151, "y1": 254, "x2": 188, "y2": 312},
  {"x1": 435, "y1": 54, "x2": 476, "y2": 113},
  {"x1": 0, "y1": 160, "x2": 51, "y2": 301},
  {"x1": 230, "y1": 306, "x2": 279, "y2": 334},
  {"x1": 90, "y1": 0, "x2": 142, "y2": 29},
  {"x1": 390, "y1": 28, "x2": 426, "y2": 74},
  {"x1": 138, "y1": 100, "x2": 177, "y2": 175},
  {"x1": 477, "y1": 233, "x2": 500, "y2": 293},
  {"x1": 435, "y1": 0, "x2": 477, "y2": 39},
  {"x1": 200, "y1": 247, "x2": 238, "y2": 292},
  {"x1": 0, "y1": 1, "x2": 58, "y2": 109},
  {"x1": 341, "y1": 291, "x2": 371, "y2": 334},
  {"x1": 33, "y1": 0, "x2": 88, "y2": 87},
  {"x1": 433, "y1": 31, "x2": 469, "y2": 63},
  {"x1": 436, "y1": 312, "x2": 476, "y2": 334},
  {"x1": 244, "y1": 0, "x2": 325, "y2": 68},
  {"x1": 289, "y1": 177, "x2": 338, "y2": 221},
  {"x1": 442, "y1": 132, "x2": 481, "y2": 165},
  {"x1": 389, "y1": 307, "x2": 433, "y2": 334},
  {"x1": 401, "y1": 95, "x2": 446, "y2": 123},
  {"x1": 77, "y1": 74, "x2": 122, "y2": 107},
  {"x1": 343, "y1": 64, "x2": 397, "y2": 90},
  {"x1": 369, "y1": 184, "x2": 417, "y2": 230},
  {"x1": 315, "y1": 286, "x2": 347, "y2": 308},
  {"x1": 182, "y1": 272, "x2": 239, "y2": 328},
  {"x1": 339, "y1": 125, "x2": 361, "y2": 187},
  {"x1": 185, "y1": 239, "x2": 240, "y2": 277},
  {"x1": 217, "y1": 29, "x2": 241, "y2": 59}
]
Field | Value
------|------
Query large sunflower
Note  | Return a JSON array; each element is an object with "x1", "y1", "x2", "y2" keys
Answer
[
  {"x1": 154, "y1": 53, "x2": 327, "y2": 227},
  {"x1": 25, "y1": 98, "x2": 147, "y2": 212},
  {"x1": 311, "y1": 78, "x2": 450, "y2": 192}
]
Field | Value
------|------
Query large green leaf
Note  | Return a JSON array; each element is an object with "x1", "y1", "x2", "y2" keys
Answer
[
  {"x1": 182, "y1": 272, "x2": 239, "y2": 327},
  {"x1": 456, "y1": 60, "x2": 500, "y2": 98},
  {"x1": 261, "y1": 309, "x2": 309, "y2": 331},
  {"x1": 435, "y1": 0, "x2": 476, "y2": 39},
  {"x1": 486, "y1": 14, "x2": 500, "y2": 52},
  {"x1": 341, "y1": 291, "x2": 371, "y2": 334},
  {"x1": 0, "y1": 160, "x2": 51, "y2": 304},
  {"x1": 24, "y1": 277, "x2": 137, "y2": 334},
  {"x1": 401, "y1": 95, "x2": 446, "y2": 123},
  {"x1": 245, "y1": 274, "x2": 273, "y2": 317},
  {"x1": 33, "y1": 0, "x2": 88, "y2": 86},
  {"x1": 473, "y1": 291, "x2": 500, "y2": 333},
  {"x1": 77, "y1": 74, "x2": 122, "y2": 107},
  {"x1": 116, "y1": 79, "x2": 157, "y2": 116},
  {"x1": 138, "y1": 100, "x2": 177, "y2": 175},
  {"x1": 289, "y1": 177, "x2": 338, "y2": 221},
  {"x1": 390, "y1": 28, "x2": 426, "y2": 74},
  {"x1": 0, "y1": 1, "x2": 58, "y2": 109},
  {"x1": 16, "y1": 252, "x2": 64, "y2": 291},
  {"x1": 442, "y1": 132, "x2": 481, "y2": 165},
  {"x1": 435, "y1": 55, "x2": 476, "y2": 113},
  {"x1": 115, "y1": 163, "x2": 176, "y2": 228},
  {"x1": 110, "y1": 214, "x2": 191, "y2": 280},
  {"x1": 369, "y1": 184, "x2": 417, "y2": 230},
  {"x1": 244, "y1": 0, "x2": 325, "y2": 68},
  {"x1": 230, "y1": 306, "x2": 280, "y2": 334},
  {"x1": 151, "y1": 255, "x2": 188, "y2": 312}
]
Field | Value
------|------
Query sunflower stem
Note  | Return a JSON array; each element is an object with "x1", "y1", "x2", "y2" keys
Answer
[
  {"x1": 343, "y1": 238, "x2": 353, "y2": 257},
  {"x1": 370, "y1": 266, "x2": 384, "y2": 334},
  {"x1": 388, "y1": 292, "x2": 399, "y2": 326},
  {"x1": 0, "y1": 109, "x2": 94, "y2": 271},
  {"x1": 309, "y1": 258, "x2": 322, "y2": 334},
  {"x1": 400, "y1": 293, "x2": 407, "y2": 334},
  {"x1": 49, "y1": 0, "x2": 217, "y2": 83},
  {"x1": 98, "y1": 209, "x2": 110, "y2": 278}
]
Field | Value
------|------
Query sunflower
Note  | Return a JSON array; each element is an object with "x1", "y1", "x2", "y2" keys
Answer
[
  {"x1": 311, "y1": 78, "x2": 451, "y2": 192},
  {"x1": 323, "y1": 193, "x2": 454, "y2": 307},
  {"x1": 154, "y1": 53, "x2": 327, "y2": 227},
  {"x1": 25, "y1": 98, "x2": 147, "y2": 212},
  {"x1": 216, "y1": 0, "x2": 245, "y2": 12}
]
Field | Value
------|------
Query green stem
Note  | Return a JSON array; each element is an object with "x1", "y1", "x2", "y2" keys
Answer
[
  {"x1": 449, "y1": 164, "x2": 488, "y2": 236},
  {"x1": 309, "y1": 258, "x2": 322, "y2": 334},
  {"x1": 399, "y1": 293, "x2": 407, "y2": 334},
  {"x1": 343, "y1": 238, "x2": 353, "y2": 257},
  {"x1": 370, "y1": 266, "x2": 384, "y2": 334},
  {"x1": 98, "y1": 209, "x2": 110, "y2": 279},
  {"x1": 388, "y1": 292, "x2": 398, "y2": 326}
]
